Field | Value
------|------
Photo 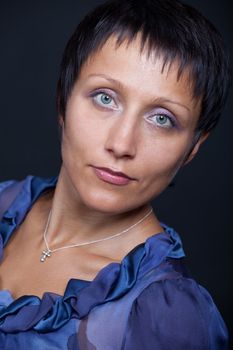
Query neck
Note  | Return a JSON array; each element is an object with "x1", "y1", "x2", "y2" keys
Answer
[{"x1": 41, "y1": 167, "x2": 161, "y2": 248}]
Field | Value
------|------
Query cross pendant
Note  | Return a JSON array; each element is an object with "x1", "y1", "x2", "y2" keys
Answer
[{"x1": 40, "y1": 249, "x2": 52, "y2": 262}]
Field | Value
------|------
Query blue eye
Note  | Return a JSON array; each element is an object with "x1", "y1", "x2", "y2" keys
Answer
[
  {"x1": 100, "y1": 93, "x2": 112, "y2": 105},
  {"x1": 155, "y1": 114, "x2": 172, "y2": 127},
  {"x1": 147, "y1": 111, "x2": 176, "y2": 129},
  {"x1": 93, "y1": 92, "x2": 115, "y2": 107}
]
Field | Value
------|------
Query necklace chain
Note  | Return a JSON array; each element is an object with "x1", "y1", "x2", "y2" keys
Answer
[{"x1": 40, "y1": 208, "x2": 153, "y2": 262}]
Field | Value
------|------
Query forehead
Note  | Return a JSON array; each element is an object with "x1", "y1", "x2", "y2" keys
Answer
[{"x1": 78, "y1": 36, "x2": 200, "y2": 112}]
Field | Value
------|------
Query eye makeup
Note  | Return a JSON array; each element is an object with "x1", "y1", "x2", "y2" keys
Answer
[
  {"x1": 145, "y1": 107, "x2": 179, "y2": 130},
  {"x1": 88, "y1": 86, "x2": 181, "y2": 130},
  {"x1": 89, "y1": 88, "x2": 119, "y2": 111}
]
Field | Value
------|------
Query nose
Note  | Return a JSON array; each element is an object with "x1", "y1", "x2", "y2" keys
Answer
[{"x1": 104, "y1": 114, "x2": 138, "y2": 159}]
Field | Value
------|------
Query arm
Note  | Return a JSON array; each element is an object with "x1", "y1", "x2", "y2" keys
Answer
[{"x1": 122, "y1": 278, "x2": 228, "y2": 350}]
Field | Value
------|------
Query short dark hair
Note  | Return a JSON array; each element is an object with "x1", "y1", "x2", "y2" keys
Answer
[{"x1": 57, "y1": 0, "x2": 230, "y2": 135}]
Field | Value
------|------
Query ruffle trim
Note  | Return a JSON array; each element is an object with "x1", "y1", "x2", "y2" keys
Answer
[{"x1": 0, "y1": 176, "x2": 185, "y2": 332}]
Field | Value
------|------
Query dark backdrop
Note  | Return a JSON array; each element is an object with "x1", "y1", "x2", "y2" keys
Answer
[{"x1": 0, "y1": 0, "x2": 232, "y2": 344}]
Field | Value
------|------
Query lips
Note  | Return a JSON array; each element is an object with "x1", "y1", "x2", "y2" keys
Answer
[{"x1": 92, "y1": 166, "x2": 135, "y2": 186}]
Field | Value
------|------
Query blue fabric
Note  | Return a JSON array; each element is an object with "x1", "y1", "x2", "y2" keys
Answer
[{"x1": 0, "y1": 176, "x2": 229, "y2": 349}]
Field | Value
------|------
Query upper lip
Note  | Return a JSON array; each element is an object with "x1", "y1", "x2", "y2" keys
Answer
[{"x1": 92, "y1": 166, "x2": 135, "y2": 180}]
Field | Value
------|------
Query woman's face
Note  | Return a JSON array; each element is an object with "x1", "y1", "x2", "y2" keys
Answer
[{"x1": 60, "y1": 36, "x2": 204, "y2": 214}]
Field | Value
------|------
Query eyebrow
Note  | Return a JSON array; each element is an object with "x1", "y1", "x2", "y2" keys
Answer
[{"x1": 87, "y1": 73, "x2": 191, "y2": 112}]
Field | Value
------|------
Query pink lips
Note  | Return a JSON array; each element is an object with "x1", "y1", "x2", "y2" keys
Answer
[{"x1": 92, "y1": 166, "x2": 134, "y2": 186}]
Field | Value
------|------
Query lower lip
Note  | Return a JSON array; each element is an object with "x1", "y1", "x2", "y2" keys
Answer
[{"x1": 92, "y1": 167, "x2": 132, "y2": 186}]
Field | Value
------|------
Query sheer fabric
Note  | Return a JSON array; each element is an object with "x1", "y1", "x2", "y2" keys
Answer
[{"x1": 0, "y1": 176, "x2": 229, "y2": 349}]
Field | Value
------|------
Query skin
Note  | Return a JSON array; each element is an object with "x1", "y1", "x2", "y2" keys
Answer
[
  {"x1": 0, "y1": 36, "x2": 208, "y2": 298},
  {"x1": 56, "y1": 35, "x2": 207, "y2": 231}
]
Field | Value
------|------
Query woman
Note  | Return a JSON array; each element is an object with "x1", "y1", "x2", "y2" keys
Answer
[{"x1": 0, "y1": 0, "x2": 230, "y2": 349}]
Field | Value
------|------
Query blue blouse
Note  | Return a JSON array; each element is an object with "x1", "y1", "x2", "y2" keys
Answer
[{"x1": 0, "y1": 175, "x2": 229, "y2": 349}]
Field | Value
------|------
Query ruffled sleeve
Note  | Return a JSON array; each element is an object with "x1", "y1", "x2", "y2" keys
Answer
[
  {"x1": 122, "y1": 278, "x2": 229, "y2": 350},
  {"x1": 0, "y1": 179, "x2": 24, "y2": 220}
]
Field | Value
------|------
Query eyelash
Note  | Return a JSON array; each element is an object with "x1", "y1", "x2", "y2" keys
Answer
[
  {"x1": 89, "y1": 90, "x2": 178, "y2": 129},
  {"x1": 90, "y1": 90, "x2": 117, "y2": 110},
  {"x1": 147, "y1": 112, "x2": 177, "y2": 129}
]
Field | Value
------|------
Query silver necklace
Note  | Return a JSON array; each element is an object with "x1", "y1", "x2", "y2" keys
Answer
[{"x1": 40, "y1": 208, "x2": 153, "y2": 262}]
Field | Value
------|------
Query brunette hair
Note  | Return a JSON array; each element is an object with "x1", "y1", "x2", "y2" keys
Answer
[{"x1": 57, "y1": 0, "x2": 230, "y2": 135}]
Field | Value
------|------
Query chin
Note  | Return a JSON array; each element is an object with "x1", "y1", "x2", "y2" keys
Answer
[{"x1": 79, "y1": 187, "x2": 135, "y2": 214}]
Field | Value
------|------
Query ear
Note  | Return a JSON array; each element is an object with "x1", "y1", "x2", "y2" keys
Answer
[
  {"x1": 58, "y1": 115, "x2": 64, "y2": 127},
  {"x1": 57, "y1": 115, "x2": 65, "y2": 142},
  {"x1": 183, "y1": 132, "x2": 210, "y2": 166}
]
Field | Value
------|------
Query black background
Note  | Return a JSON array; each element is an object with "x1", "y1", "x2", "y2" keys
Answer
[{"x1": 0, "y1": 0, "x2": 232, "y2": 344}]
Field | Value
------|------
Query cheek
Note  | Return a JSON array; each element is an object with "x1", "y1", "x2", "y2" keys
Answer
[
  {"x1": 62, "y1": 110, "x2": 101, "y2": 156},
  {"x1": 140, "y1": 136, "x2": 192, "y2": 186}
]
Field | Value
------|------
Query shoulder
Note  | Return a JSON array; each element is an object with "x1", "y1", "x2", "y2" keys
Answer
[
  {"x1": 0, "y1": 179, "x2": 18, "y2": 194},
  {"x1": 0, "y1": 175, "x2": 57, "y2": 222},
  {"x1": 0, "y1": 177, "x2": 28, "y2": 219},
  {"x1": 123, "y1": 273, "x2": 228, "y2": 349}
]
